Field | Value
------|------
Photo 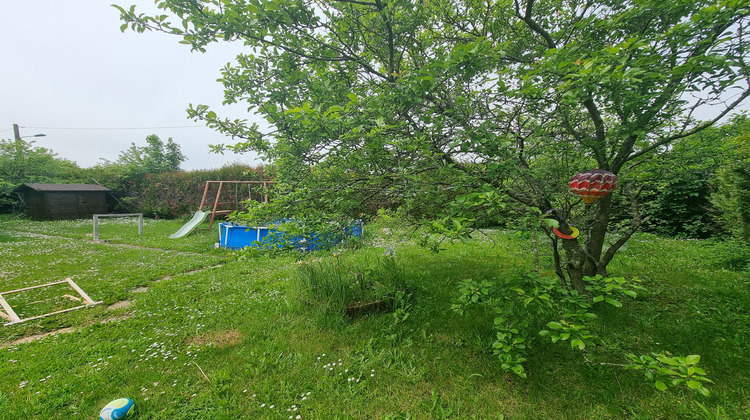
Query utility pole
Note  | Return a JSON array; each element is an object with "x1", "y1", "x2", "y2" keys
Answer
[
  {"x1": 11, "y1": 124, "x2": 25, "y2": 183},
  {"x1": 11, "y1": 124, "x2": 46, "y2": 143},
  {"x1": 12, "y1": 123, "x2": 26, "y2": 157},
  {"x1": 9, "y1": 125, "x2": 45, "y2": 183}
]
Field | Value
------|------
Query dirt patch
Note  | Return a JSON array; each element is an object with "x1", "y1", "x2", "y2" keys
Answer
[
  {"x1": 99, "y1": 313, "x2": 133, "y2": 324},
  {"x1": 186, "y1": 330, "x2": 243, "y2": 348},
  {"x1": 1, "y1": 312, "x2": 134, "y2": 348},
  {"x1": 4, "y1": 327, "x2": 76, "y2": 347},
  {"x1": 107, "y1": 300, "x2": 132, "y2": 310}
]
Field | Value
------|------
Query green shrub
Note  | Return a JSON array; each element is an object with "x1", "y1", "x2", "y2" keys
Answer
[
  {"x1": 453, "y1": 272, "x2": 711, "y2": 395},
  {"x1": 713, "y1": 161, "x2": 750, "y2": 241},
  {"x1": 643, "y1": 171, "x2": 718, "y2": 239}
]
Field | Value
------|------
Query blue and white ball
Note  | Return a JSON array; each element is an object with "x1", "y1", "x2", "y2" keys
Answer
[{"x1": 99, "y1": 398, "x2": 134, "y2": 420}]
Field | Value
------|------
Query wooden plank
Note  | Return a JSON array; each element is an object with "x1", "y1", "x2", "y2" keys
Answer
[
  {"x1": 1, "y1": 279, "x2": 102, "y2": 326},
  {"x1": 199, "y1": 181, "x2": 211, "y2": 211},
  {"x1": 47, "y1": 192, "x2": 79, "y2": 220},
  {"x1": 0, "y1": 295, "x2": 21, "y2": 323},
  {"x1": 65, "y1": 279, "x2": 96, "y2": 305},
  {"x1": 197, "y1": 181, "x2": 278, "y2": 231},
  {"x1": 5, "y1": 305, "x2": 87, "y2": 326},
  {"x1": 77, "y1": 191, "x2": 108, "y2": 218},
  {"x1": 1, "y1": 280, "x2": 69, "y2": 295},
  {"x1": 209, "y1": 182, "x2": 225, "y2": 231},
  {"x1": 1, "y1": 279, "x2": 95, "y2": 303}
]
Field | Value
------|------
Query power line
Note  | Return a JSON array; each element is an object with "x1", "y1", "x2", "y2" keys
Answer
[{"x1": 21, "y1": 125, "x2": 205, "y2": 131}]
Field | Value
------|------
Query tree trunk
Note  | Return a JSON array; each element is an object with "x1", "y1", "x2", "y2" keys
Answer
[
  {"x1": 584, "y1": 195, "x2": 612, "y2": 277},
  {"x1": 564, "y1": 245, "x2": 587, "y2": 292},
  {"x1": 554, "y1": 195, "x2": 613, "y2": 292},
  {"x1": 558, "y1": 229, "x2": 588, "y2": 292}
]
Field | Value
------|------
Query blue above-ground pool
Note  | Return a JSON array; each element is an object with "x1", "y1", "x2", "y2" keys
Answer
[
  {"x1": 218, "y1": 220, "x2": 362, "y2": 250},
  {"x1": 218, "y1": 223, "x2": 272, "y2": 249}
]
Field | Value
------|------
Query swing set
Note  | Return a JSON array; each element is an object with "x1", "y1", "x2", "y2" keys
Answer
[{"x1": 198, "y1": 181, "x2": 276, "y2": 231}]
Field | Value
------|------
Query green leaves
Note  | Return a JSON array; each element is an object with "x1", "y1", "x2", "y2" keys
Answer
[
  {"x1": 604, "y1": 297, "x2": 622, "y2": 307},
  {"x1": 541, "y1": 218, "x2": 560, "y2": 228},
  {"x1": 585, "y1": 275, "x2": 644, "y2": 308},
  {"x1": 546, "y1": 321, "x2": 563, "y2": 330},
  {"x1": 540, "y1": 317, "x2": 594, "y2": 350},
  {"x1": 452, "y1": 271, "x2": 707, "y2": 395},
  {"x1": 626, "y1": 353, "x2": 713, "y2": 396},
  {"x1": 110, "y1": 134, "x2": 186, "y2": 177},
  {"x1": 113, "y1": 4, "x2": 745, "y2": 401},
  {"x1": 686, "y1": 354, "x2": 701, "y2": 365},
  {"x1": 0, "y1": 138, "x2": 81, "y2": 212},
  {"x1": 453, "y1": 278, "x2": 497, "y2": 309},
  {"x1": 454, "y1": 272, "x2": 621, "y2": 378}
]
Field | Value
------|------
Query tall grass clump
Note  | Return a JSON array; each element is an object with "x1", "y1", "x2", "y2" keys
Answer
[{"x1": 293, "y1": 250, "x2": 406, "y2": 315}]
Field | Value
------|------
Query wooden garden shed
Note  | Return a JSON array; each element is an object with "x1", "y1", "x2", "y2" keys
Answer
[{"x1": 14, "y1": 183, "x2": 111, "y2": 220}]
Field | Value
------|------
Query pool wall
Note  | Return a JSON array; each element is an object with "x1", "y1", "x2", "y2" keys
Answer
[{"x1": 218, "y1": 221, "x2": 362, "y2": 250}]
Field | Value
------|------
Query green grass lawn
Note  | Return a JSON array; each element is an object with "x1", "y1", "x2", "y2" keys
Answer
[{"x1": 0, "y1": 215, "x2": 748, "y2": 419}]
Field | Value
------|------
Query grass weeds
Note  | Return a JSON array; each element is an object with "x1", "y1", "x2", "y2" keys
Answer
[
  {"x1": 0, "y1": 215, "x2": 748, "y2": 419},
  {"x1": 293, "y1": 252, "x2": 407, "y2": 316}
]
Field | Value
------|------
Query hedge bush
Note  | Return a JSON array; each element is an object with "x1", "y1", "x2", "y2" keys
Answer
[{"x1": 97, "y1": 164, "x2": 271, "y2": 218}]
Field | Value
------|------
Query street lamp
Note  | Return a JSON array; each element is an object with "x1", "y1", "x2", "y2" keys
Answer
[{"x1": 13, "y1": 124, "x2": 46, "y2": 141}]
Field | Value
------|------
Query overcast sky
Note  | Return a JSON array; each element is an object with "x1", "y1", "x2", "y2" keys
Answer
[
  {"x1": 0, "y1": 1, "x2": 263, "y2": 171},
  {"x1": 3, "y1": 2, "x2": 748, "y2": 172}
]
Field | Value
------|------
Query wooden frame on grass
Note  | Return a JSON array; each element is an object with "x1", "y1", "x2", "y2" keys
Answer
[{"x1": 0, "y1": 278, "x2": 102, "y2": 326}]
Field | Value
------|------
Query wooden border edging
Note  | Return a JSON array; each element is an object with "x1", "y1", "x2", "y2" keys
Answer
[{"x1": 0, "y1": 278, "x2": 102, "y2": 326}]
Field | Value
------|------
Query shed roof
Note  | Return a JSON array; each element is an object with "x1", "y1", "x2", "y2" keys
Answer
[{"x1": 15, "y1": 183, "x2": 111, "y2": 192}]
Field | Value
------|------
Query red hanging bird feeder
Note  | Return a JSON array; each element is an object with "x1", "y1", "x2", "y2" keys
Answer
[{"x1": 568, "y1": 169, "x2": 618, "y2": 205}]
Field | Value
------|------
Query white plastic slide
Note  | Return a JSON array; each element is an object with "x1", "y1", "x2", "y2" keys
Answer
[{"x1": 169, "y1": 210, "x2": 209, "y2": 239}]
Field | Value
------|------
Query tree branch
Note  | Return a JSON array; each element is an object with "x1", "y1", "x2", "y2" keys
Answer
[
  {"x1": 626, "y1": 86, "x2": 750, "y2": 163},
  {"x1": 514, "y1": 0, "x2": 556, "y2": 49},
  {"x1": 331, "y1": 0, "x2": 377, "y2": 6},
  {"x1": 598, "y1": 184, "x2": 648, "y2": 272},
  {"x1": 582, "y1": 98, "x2": 608, "y2": 169}
]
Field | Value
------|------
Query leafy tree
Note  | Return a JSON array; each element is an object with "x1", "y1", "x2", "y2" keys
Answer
[
  {"x1": 622, "y1": 114, "x2": 750, "y2": 240},
  {"x1": 105, "y1": 134, "x2": 186, "y2": 177},
  {"x1": 712, "y1": 128, "x2": 750, "y2": 240},
  {"x1": 0, "y1": 139, "x2": 79, "y2": 212},
  {"x1": 116, "y1": 0, "x2": 750, "y2": 290},
  {"x1": 647, "y1": 171, "x2": 715, "y2": 238}
]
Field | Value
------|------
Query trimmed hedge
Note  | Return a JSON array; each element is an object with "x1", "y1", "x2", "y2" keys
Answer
[{"x1": 107, "y1": 164, "x2": 271, "y2": 218}]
